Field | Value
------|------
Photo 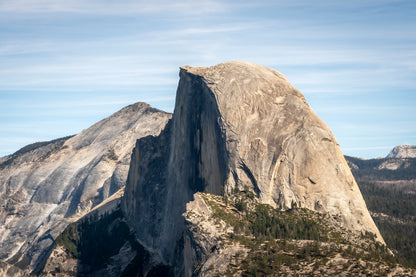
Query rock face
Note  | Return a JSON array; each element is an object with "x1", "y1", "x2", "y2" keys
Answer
[
  {"x1": 0, "y1": 260, "x2": 25, "y2": 277},
  {"x1": 0, "y1": 102, "x2": 171, "y2": 273},
  {"x1": 183, "y1": 193, "x2": 249, "y2": 276},
  {"x1": 387, "y1": 145, "x2": 416, "y2": 158},
  {"x1": 41, "y1": 190, "x2": 162, "y2": 277},
  {"x1": 378, "y1": 158, "x2": 413, "y2": 170},
  {"x1": 122, "y1": 61, "x2": 383, "y2": 275}
]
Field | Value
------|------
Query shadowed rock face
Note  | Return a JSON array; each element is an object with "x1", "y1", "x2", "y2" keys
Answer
[
  {"x1": 122, "y1": 62, "x2": 383, "y2": 275},
  {"x1": 0, "y1": 102, "x2": 171, "y2": 273},
  {"x1": 122, "y1": 69, "x2": 230, "y2": 273}
]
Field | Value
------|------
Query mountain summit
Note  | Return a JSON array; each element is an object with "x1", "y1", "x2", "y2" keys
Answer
[
  {"x1": 387, "y1": 145, "x2": 416, "y2": 158},
  {"x1": 122, "y1": 61, "x2": 383, "y2": 275},
  {"x1": 0, "y1": 102, "x2": 171, "y2": 272}
]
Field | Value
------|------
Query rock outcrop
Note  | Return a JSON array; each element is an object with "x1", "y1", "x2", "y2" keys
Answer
[
  {"x1": 40, "y1": 189, "x2": 165, "y2": 277},
  {"x1": 122, "y1": 61, "x2": 383, "y2": 275},
  {"x1": 387, "y1": 145, "x2": 416, "y2": 158},
  {"x1": 0, "y1": 260, "x2": 25, "y2": 277},
  {"x1": 184, "y1": 192, "x2": 413, "y2": 277},
  {"x1": 0, "y1": 102, "x2": 171, "y2": 273},
  {"x1": 378, "y1": 158, "x2": 413, "y2": 170}
]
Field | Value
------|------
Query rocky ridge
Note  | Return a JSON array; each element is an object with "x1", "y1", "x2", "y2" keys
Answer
[
  {"x1": 387, "y1": 145, "x2": 416, "y2": 159},
  {"x1": 0, "y1": 102, "x2": 171, "y2": 273},
  {"x1": 345, "y1": 154, "x2": 416, "y2": 179}
]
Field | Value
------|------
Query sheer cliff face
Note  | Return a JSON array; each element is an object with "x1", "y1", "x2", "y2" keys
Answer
[
  {"x1": 122, "y1": 69, "x2": 230, "y2": 268},
  {"x1": 0, "y1": 103, "x2": 171, "y2": 272},
  {"x1": 185, "y1": 62, "x2": 382, "y2": 240},
  {"x1": 122, "y1": 62, "x2": 383, "y2": 270}
]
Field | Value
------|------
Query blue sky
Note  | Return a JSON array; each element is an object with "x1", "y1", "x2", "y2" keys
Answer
[{"x1": 0, "y1": 0, "x2": 415, "y2": 159}]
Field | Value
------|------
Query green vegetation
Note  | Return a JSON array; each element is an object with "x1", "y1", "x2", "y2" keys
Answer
[
  {"x1": 203, "y1": 191, "x2": 348, "y2": 244},
  {"x1": 248, "y1": 204, "x2": 324, "y2": 241},
  {"x1": 106, "y1": 148, "x2": 119, "y2": 161},
  {"x1": 344, "y1": 155, "x2": 416, "y2": 268},
  {"x1": 345, "y1": 156, "x2": 416, "y2": 181},
  {"x1": 359, "y1": 181, "x2": 416, "y2": 220},
  {"x1": 201, "y1": 190, "x2": 397, "y2": 276},
  {"x1": 55, "y1": 209, "x2": 131, "y2": 268},
  {"x1": 231, "y1": 237, "x2": 397, "y2": 277},
  {"x1": 357, "y1": 181, "x2": 416, "y2": 268},
  {"x1": 55, "y1": 208, "x2": 170, "y2": 276},
  {"x1": 373, "y1": 217, "x2": 416, "y2": 268}
]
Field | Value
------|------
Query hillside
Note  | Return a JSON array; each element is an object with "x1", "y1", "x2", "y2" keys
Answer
[
  {"x1": 187, "y1": 191, "x2": 409, "y2": 276},
  {"x1": 345, "y1": 153, "x2": 416, "y2": 267},
  {"x1": 345, "y1": 155, "x2": 416, "y2": 180},
  {"x1": 0, "y1": 102, "x2": 171, "y2": 274},
  {"x1": 41, "y1": 189, "x2": 414, "y2": 276}
]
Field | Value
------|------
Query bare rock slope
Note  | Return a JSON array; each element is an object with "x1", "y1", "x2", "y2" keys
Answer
[
  {"x1": 122, "y1": 62, "x2": 383, "y2": 275},
  {"x1": 387, "y1": 145, "x2": 416, "y2": 158},
  {"x1": 0, "y1": 102, "x2": 171, "y2": 272}
]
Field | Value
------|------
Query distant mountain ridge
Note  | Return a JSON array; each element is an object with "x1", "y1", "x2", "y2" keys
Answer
[
  {"x1": 345, "y1": 155, "x2": 416, "y2": 180},
  {"x1": 344, "y1": 152, "x2": 416, "y2": 267},
  {"x1": 345, "y1": 145, "x2": 416, "y2": 180},
  {"x1": 387, "y1": 145, "x2": 416, "y2": 158}
]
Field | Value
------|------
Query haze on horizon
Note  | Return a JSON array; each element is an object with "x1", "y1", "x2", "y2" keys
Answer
[{"x1": 0, "y1": 0, "x2": 415, "y2": 159}]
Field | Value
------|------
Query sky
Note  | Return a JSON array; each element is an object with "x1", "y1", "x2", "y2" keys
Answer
[{"x1": 0, "y1": 0, "x2": 415, "y2": 159}]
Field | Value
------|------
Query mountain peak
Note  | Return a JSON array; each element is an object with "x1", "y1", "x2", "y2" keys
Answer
[
  {"x1": 0, "y1": 102, "x2": 171, "y2": 272},
  {"x1": 180, "y1": 61, "x2": 303, "y2": 99},
  {"x1": 178, "y1": 62, "x2": 379, "y2": 237},
  {"x1": 114, "y1": 101, "x2": 169, "y2": 117},
  {"x1": 387, "y1": 145, "x2": 416, "y2": 158},
  {"x1": 123, "y1": 62, "x2": 384, "y2": 274}
]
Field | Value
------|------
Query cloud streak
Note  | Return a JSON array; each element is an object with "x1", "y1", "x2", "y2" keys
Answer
[
  {"x1": 0, "y1": 0, "x2": 226, "y2": 15},
  {"x1": 0, "y1": 0, "x2": 415, "y2": 158}
]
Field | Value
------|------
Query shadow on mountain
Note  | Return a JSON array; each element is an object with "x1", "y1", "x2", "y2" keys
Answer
[{"x1": 40, "y1": 209, "x2": 171, "y2": 276}]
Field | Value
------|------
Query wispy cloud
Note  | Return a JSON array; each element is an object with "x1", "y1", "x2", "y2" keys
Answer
[
  {"x1": 162, "y1": 25, "x2": 255, "y2": 37},
  {"x1": 343, "y1": 146, "x2": 393, "y2": 150},
  {"x1": 0, "y1": 0, "x2": 226, "y2": 15},
  {"x1": 0, "y1": 0, "x2": 415, "y2": 158}
]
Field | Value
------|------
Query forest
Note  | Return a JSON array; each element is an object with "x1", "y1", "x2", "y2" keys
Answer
[{"x1": 345, "y1": 156, "x2": 416, "y2": 267}]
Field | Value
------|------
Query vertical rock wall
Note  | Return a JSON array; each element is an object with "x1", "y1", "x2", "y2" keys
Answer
[
  {"x1": 122, "y1": 68, "x2": 229, "y2": 271},
  {"x1": 122, "y1": 62, "x2": 384, "y2": 275}
]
